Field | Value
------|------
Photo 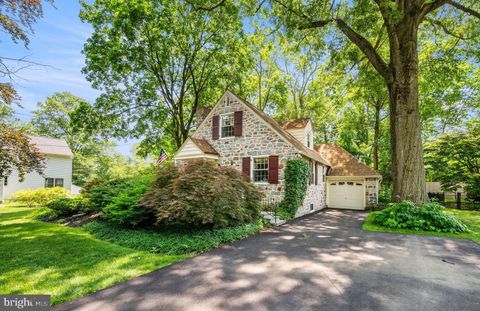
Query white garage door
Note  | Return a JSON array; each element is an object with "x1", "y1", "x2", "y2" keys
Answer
[{"x1": 328, "y1": 180, "x2": 365, "y2": 210}]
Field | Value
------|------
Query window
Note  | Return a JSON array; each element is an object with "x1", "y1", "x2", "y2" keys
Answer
[
  {"x1": 347, "y1": 182, "x2": 354, "y2": 186},
  {"x1": 253, "y1": 157, "x2": 268, "y2": 183},
  {"x1": 220, "y1": 114, "x2": 234, "y2": 138},
  {"x1": 309, "y1": 161, "x2": 315, "y2": 184},
  {"x1": 45, "y1": 178, "x2": 54, "y2": 188},
  {"x1": 3, "y1": 177, "x2": 7, "y2": 186},
  {"x1": 45, "y1": 178, "x2": 64, "y2": 188},
  {"x1": 307, "y1": 133, "x2": 311, "y2": 148}
]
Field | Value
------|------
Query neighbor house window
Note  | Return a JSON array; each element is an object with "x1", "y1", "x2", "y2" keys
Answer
[
  {"x1": 220, "y1": 113, "x2": 234, "y2": 138},
  {"x1": 3, "y1": 177, "x2": 7, "y2": 186},
  {"x1": 45, "y1": 178, "x2": 54, "y2": 188},
  {"x1": 45, "y1": 178, "x2": 64, "y2": 188},
  {"x1": 253, "y1": 157, "x2": 268, "y2": 183},
  {"x1": 307, "y1": 133, "x2": 311, "y2": 148}
]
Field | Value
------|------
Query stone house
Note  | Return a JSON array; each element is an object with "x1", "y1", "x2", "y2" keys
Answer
[{"x1": 174, "y1": 91, "x2": 381, "y2": 216}]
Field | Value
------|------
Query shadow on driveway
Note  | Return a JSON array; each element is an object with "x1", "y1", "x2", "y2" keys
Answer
[{"x1": 56, "y1": 209, "x2": 480, "y2": 311}]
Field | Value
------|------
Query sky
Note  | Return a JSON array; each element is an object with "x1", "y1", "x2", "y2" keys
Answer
[{"x1": 3, "y1": 1, "x2": 137, "y2": 155}]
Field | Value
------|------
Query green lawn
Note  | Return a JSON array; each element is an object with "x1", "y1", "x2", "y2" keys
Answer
[
  {"x1": 0, "y1": 207, "x2": 188, "y2": 305},
  {"x1": 363, "y1": 208, "x2": 480, "y2": 243}
]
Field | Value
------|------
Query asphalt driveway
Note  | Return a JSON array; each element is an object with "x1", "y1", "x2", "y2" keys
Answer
[{"x1": 56, "y1": 209, "x2": 480, "y2": 311}]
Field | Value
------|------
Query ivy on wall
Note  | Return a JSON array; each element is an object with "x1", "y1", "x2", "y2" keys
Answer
[{"x1": 279, "y1": 159, "x2": 310, "y2": 219}]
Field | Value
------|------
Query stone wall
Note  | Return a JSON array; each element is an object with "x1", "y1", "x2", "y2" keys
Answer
[
  {"x1": 194, "y1": 93, "x2": 299, "y2": 202},
  {"x1": 193, "y1": 92, "x2": 327, "y2": 216},
  {"x1": 296, "y1": 183, "x2": 327, "y2": 217},
  {"x1": 365, "y1": 178, "x2": 379, "y2": 206}
]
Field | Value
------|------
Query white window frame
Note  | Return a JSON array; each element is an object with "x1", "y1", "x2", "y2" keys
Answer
[
  {"x1": 45, "y1": 178, "x2": 64, "y2": 188},
  {"x1": 251, "y1": 156, "x2": 269, "y2": 184},
  {"x1": 45, "y1": 178, "x2": 55, "y2": 188},
  {"x1": 55, "y1": 178, "x2": 64, "y2": 188},
  {"x1": 220, "y1": 113, "x2": 235, "y2": 139}
]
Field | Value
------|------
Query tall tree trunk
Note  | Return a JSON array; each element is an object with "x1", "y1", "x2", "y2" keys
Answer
[
  {"x1": 388, "y1": 21, "x2": 427, "y2": 204},
  {"x1": 373, "y1": 100, "x2": 380, "y2": 172}
]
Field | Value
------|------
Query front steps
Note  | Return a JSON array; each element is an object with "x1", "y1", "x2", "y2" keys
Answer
[{"x1": 261, "y1": 211, "x2": 286, "y2": 226}]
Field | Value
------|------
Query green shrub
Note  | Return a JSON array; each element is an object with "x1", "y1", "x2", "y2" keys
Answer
[
  {"x1": 80, "y1": 178, "x2": 104, "y2": 196},
  {"x1": 8, "y1": 187, "x2": 70, "y2": 207},
  {"x1": 141, "y1": 160, "x2": 263, "y2": 228},
  {"x1": 46, "y1": 197, "x2": 92, "y2": 217},
  {"x1": 465, "y1": 174, "x2": 480, "y2": 202},
  {"x1": 101, "y1": 174, "x2": 155, "y2": 227},
  {"x1": 370, "y1": 200, "x2": 468, "y2": 233},
  {"x1": 82, "y1": 178, "x2": 132, "y2": 210},
  {"x1": 278, "y1": 159, "x2": 310, "y2": 219},
  {"x1": 83, "y1": 171, "x2": 157, "y2": 211},
  {"x1": 378, "y1": 183, "x2": 392, "y2": 204},
  {"x1": 83, "y1": 220, "x2": 263, "y2": 255}
]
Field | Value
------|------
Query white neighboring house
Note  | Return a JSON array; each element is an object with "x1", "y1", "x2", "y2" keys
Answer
[{"x1": 0, "y1": 135, "x2": 73, "y2": 202}]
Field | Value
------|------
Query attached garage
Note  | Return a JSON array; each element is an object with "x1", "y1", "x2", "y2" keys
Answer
[
  {"x1": 327, "y1": 179, "x2": 365, "y2": 210},
  {"x1": 315, "y1": 144, "x2": 382, "y2": 210}
]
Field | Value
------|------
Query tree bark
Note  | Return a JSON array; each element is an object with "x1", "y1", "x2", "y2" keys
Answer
[
  {"x1": 295, "y1": 0, "x2": 480, "y2": 204},
  {"x1": 388, "y1": 19, "x2": 427, "y2": 204},
  {"x1": 373, "y1": 100, "x2": 380, "y2": 172}
]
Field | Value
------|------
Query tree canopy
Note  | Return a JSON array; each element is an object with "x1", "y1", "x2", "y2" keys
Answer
[
  {"x1": 70, "y1": 0, "x2": 479, "y2": 202},
  {"x1": 425, "y1": 122, "x2": 480, "y2": 200},
  {"x1": 1, "y1": 0, "x2": 52, "y2": 181},
  {"x1": 256, "y1": 0, "x2": 480, "y2": 203},
  {"x1": 81, "y1": 0, "x2": 253, "y2": 151},
  {"x1": 29, "y1": 92, "x2": 153, "y2": 186},
  {"x1": 0, "y1": 0, "x2": 54, "y2": 107}
]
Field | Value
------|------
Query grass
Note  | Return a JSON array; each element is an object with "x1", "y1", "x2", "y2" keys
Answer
[
  {"x1": 0, "y1": 205, "x2": 262, "y2": 305},
  {"x1": 83, "y1": 220, "x2": 263, "y2": 255},
  {"x1": 363, "y1": 208, "x2": 480, "y2": 243},
  {"x1": 0, "y1": 206, "x2": 188, "y2": 305}
]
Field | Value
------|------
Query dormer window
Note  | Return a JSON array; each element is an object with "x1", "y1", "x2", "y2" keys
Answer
[
  {"x1": 307, "y1": 133, "x2": 311, "y2": 148},
  {"x1": 220, "y1": 113, "x2": 235, "y2": 138}
]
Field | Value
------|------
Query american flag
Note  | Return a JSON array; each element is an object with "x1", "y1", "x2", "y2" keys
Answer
[{"x1": 156, "y1": 148, "x2": 168, "y2": 165}]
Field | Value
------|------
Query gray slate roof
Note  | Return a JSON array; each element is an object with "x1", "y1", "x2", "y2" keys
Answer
[{"x1": 28, "y1": 135, "x2": 73, "y2": 157}]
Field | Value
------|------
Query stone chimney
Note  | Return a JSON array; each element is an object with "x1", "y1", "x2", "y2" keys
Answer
[{"x1": 195, "y1": 106, "x2": 212, "y2": 127}]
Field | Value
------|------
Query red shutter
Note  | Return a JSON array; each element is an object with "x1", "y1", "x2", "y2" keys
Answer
[
  {"x1": 234, "y1": 111, "x2": 243, "y2": 137},
  {"x1": 309, "y1": 160, "x2": 313, "y2": 185},
  {"x1": 212, "y1": 115, "x2": 220, "y2": 140},
  {"x1": 242, "y1": 157, "x2": 251, "y2": 178},
  {"x1": 315, "y1": 162, "x2": 319, "y2": 185},
  {"x1": 268, "y1": 155, "x2": 279, "y2": 184}
]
